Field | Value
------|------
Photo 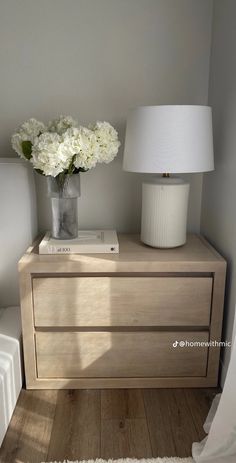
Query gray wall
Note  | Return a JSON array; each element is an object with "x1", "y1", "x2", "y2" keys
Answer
[
  {"x1": 0, "y1": 159, "x2": 37, "y2": 307},
  {"x1": 201, "y1": 0, "x2": 236, "y2": 384},
  {"x1": 0, "y1": 0, "x2": 213, "y2": 233}
]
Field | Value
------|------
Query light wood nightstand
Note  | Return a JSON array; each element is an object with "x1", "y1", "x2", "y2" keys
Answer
[{"x1": 18, "y1": 234, "x2": 226, "y2": 389}]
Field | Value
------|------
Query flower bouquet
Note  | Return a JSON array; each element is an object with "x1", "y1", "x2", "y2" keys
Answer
[{"x1": 11, "y1": 116, "x2": 120, "y2": 239}]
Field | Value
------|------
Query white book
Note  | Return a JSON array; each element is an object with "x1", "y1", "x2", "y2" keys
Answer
[{"x1": 39, "y1": 230, "x2": 119, "y2": 254}]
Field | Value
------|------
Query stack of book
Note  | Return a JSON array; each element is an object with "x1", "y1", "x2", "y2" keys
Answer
[{"x1": 39, "y1": 229, "x2": 119, "y2": 254}]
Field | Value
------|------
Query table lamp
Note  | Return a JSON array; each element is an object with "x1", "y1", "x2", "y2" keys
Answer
[{"x1": 123, "y1": 105, "x2": 214, "y2": 248}]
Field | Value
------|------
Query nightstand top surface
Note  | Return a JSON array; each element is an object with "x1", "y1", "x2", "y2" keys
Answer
[{"x1": 18, "y1": 233, "x2": 226, "y2": 274}]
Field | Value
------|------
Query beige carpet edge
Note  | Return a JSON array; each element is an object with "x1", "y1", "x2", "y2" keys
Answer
[{"x1": 43, "y1": 457, "x2": 194, "y2": 463}]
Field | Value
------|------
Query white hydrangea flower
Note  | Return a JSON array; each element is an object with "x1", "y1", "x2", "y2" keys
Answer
[
  {"x1": 11, "y1": 116, "x2": 120, "y2": 177},
  {"x1": 48, "y1": 115, "x2": 78, "y2": 135},
  {"x1": 68, "y1": 127, "x2": 100, "y2": 170},
  {"x1": 31, "y1": 132, "x2": 74, "y2": 177},
  {"x1": 11, "y1": 118, "x2": 46, "y2": 159},
  {"x1": 91, "y1": 121, "x2": 120, "y2": 164},
  {"x1": 20, "y1": 118, "x2": 46, "y2": 138}
]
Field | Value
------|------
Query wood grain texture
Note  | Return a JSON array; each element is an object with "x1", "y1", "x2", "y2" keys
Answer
[
  {"x1": 207, "y1": 265, "x2": 227, "y2": 381},
  {"x1": 18, "y1": 233, "x2": 226, "y2": 389},
  {"x1": 47, "y1": 390, "x2": 100, "y2": 461},
  {"x1": 19, "y1": 233, "x2": 225, "y2": 275},
  {"x1": 33, "y1": 276, "x2": 212, "y2": 327},
  {"x1": 101, "y1": 389, "x2": 152, "y2": 459},
  {"x1": 184, "y1": 388, "x2": 218, "y2": 441},
  {"x1": 18, "y1": 273, "x2": 37, "y2": 388},
  {"x1": 36, "y1": 331, "x2": 209, "y2": 378},
  {"x1": 143, "y1": 389, "x2": 206, "y2": 458},
  {"x1": 0, "y1": 388, "x2": 218, "y2": 462},
  {"x1": 18, "y1": 375, "x2": 220, "y2": 389},
  {"x1": 101, "y1": 418, "x2": 152, "y2": 459},
  {"x1": 101, "y1": 389, "x2": 146, "y2": 419},
  {"x1": 0, "y1": 389, "x2": 57, "y2": 463}
]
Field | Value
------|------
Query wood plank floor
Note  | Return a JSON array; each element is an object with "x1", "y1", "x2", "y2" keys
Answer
[{"x1": 0, "y1": 388, "x2": 217, "y2": 463}]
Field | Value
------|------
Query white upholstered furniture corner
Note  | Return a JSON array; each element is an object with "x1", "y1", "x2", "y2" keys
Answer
[{"x1": 0, "y1": 307, "x2": 22, "y2": 447}]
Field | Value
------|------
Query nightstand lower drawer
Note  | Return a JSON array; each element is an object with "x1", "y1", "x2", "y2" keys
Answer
[{"x1": 35, "y1": 331, "x2": 208, "y2": 378}]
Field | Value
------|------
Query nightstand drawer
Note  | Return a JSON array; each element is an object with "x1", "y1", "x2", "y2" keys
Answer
[
  {"x1": 35, "y1": 331, "x2": 209, "y2": 378},
  {"x1": 33, "y1": 276, "x2": 212, "y2": 327}
]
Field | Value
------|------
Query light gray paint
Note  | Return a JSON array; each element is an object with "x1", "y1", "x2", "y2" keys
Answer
[
  {"x1": 0, "y1": 159, "x2": 37, "y2": 307},
  {"x1": 201, "y1": 0, "x2": 236, "y2": 384},
  {"x1": 0, "y1": 0, "x2": 213, "y2": 232}
]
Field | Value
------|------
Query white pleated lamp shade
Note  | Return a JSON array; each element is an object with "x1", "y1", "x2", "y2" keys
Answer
[{"x1": 123, "y1": 105, "x2": 214, "y2": 173}]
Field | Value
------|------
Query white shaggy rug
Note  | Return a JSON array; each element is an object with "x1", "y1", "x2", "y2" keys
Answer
[{"x1": 44, "y1": 458, "x2": 194, "y2": 463}]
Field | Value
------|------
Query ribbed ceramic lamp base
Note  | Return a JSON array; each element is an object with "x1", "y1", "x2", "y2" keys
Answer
[{"x1": 141, "y1": 177, "x2": 190, "y2": 248}]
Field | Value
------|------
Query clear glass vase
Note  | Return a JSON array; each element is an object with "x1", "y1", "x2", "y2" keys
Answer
[{"x1": 47, "y1": 174, "x2": 80, "y2": 240}]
